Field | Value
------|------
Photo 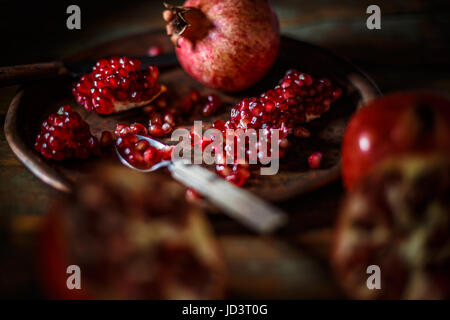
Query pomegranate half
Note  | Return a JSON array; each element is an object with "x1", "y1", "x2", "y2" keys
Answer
[{"x1": 163, "y1": 0, "x2": 280, "y2": 92}]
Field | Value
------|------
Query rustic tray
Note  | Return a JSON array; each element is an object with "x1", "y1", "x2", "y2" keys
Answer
[{"x1": 4, "y1": 31, "x2": 379, "y2": 200}]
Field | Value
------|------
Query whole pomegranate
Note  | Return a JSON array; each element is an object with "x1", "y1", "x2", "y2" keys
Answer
[
  {"x1": 163, "y1": 0, "x2": 280, "y2": 92},
  {"x1": 342, "y1": 92, "x2": 450, "y2": 190}
]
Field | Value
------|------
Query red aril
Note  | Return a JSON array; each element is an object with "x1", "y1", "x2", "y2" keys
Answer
[
  {"x1": 72, "y1": 57, "x2": 165, "y2": 114},
  {"x1": 34, "y1": 105, "x2": 99, "y2": 161}
]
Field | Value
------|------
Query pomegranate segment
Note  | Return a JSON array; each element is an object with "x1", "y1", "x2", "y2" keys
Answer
[
  {"x1": 72, "y1": 56, "x2": 165, "y2": 114},
  {"x1": 163, "y1": 0, "x2": 280, "y2": 92},
  {"x1": 34, "y1": 105, "x2": 99, "y2": 161}
]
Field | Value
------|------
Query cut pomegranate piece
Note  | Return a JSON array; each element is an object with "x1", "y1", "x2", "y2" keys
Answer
[
  {"x1": 332, "y1": 155, "x2": 450, "y2": 299},
  {"x1": 34, "y1": 105, "x2": 99, "y2": 160},
  {"x1": 100, "y1": 131, "x2": 114, "y2": 148},
  {"x1": 39, "y1": 165, "x2": 226, "y2": 299},
  {"x1": 72, "y1": 56, "x2": 166, "y2": 114}
]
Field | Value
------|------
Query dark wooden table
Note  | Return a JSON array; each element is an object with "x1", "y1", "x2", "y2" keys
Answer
[{"x1": 1, "y1": 0, "x2": 449, "y2": 298}]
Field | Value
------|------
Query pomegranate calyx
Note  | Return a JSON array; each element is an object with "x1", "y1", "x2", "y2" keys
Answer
[{"x1": 163, "y1": 2, "x2": 210, "y2": 47}]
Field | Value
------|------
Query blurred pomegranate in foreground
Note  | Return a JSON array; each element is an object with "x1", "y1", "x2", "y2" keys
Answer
[
  {"x1": 333, "y1": 155, "x2": 450, "y2": 299},
  {"x1": 163, "y1": 0, "x2": 280, "y2": 92},
  {"x1": 342, "y1": 92, "x2": 450, "y2": 190},
  {"x1": 38, "y1": 165, "x2": 226, "y2": 299}
]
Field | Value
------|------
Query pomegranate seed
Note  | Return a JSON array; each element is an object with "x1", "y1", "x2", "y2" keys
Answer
[
  {"x1": 161, "y1": 146, "x2": 174, "y2": 160},
  {"x1": 156, "y1": 97, "x2": 167, "y2": 109},
  {"x1": 149, "y1": 124, "x2": 164, "y2": 137},
  {"x1": 127, "y1": 152, "x2": 145, "y2": 167},
  {"x1": 189, "y1": 90, "x2": 201, "y2": 103},
  {"x1": 225, "y1": 173, "x2": 246, "y2": 187},
  {"x1": 163, "y1": 113, "x2": 175, "y2": 126},
  {"x1": 149, "y1": 113, "x2": 162, "y2": 125},
  {"x1": 121, "y1": 133, "x2": 139, "y2": 145},
  {"x1": 207, "y1": 94, "x2": 221, "y2": 109},
  {"x1": 143, "y1": 105, "x2": 156, "y2": 114},
  {"x1": 147, "y1": 46, "x2": 164, "y2": 57},
  {"x1": 185, "y1": 188, "x2": 203, "y2": 202},
  {"x1": 294, "y1": 126, "x2": 311, "y2": 138},
  {"x1": 308, "y1": 152, "x2": 323, "y2": 169},
  {"x1": 114, "y1": 123, "x2": 128, "y2": 137},
  {"x1": 161, "y1": 123, "x2": 173, "y2": 134},
  {"x1": 73, "y1": 56, "x2": 162, "y2": 114},
  {"x1": 135, "y1": 140, "x2": 150, "y2": 152},
  {"x1": 181, "y1": 97, "x2": 193, "y2": 114},
  {"x1": 202, "y1": 102, "x2": 216, "y2": 116},
  {"x1": 130, "y1": 123, "x2": 148, "y2": 135},
  {"x1": 212, "y1": 120, "x2": 226, "y2": 133},
  {"x1": 216, "y1": 164, "x2": 231, "y2": 177},
  {"x1": 143, "y1": 146, "x2": 157, "y2": 165}
]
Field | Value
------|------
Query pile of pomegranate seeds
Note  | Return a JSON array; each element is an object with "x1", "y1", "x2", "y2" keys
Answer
[
  {"x1": 99, "y1": 131, "x2": 114, "y2": 148},
  {"x1": 148, "y1": 109, "x2": 176, "y2": 137},
  {"x1": 114, "y1": 125, "x2": 173, "y2": 170},
  {"x1": 34, "y1": 105, "x2": 99, "y2": 161},
  {"x1": 72, "y1": 56, "x2": 163, "y2": 114},
  {"x1": 203, "y1": 70, "x2": 341, "y2": 185},
  {"x1": 142, "y1": 90, "x2": 222, "y2": 138}
]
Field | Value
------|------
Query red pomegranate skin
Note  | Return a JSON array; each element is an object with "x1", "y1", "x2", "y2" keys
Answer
[
  {"x1": 175, "y1": 0, "x2": 280, "y2": 92},
  {"x1": 341, "y1": 92, "x2": 450, "y2": 190}
]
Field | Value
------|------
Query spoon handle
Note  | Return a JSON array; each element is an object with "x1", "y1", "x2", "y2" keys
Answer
[{"x1": 169, "y1": 160, "x2": 287, "y2": 234}]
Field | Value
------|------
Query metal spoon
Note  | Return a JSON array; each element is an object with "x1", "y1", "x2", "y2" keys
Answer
[{"x1": 116, "y1": 135, "x2": 287, "y2": 234}]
